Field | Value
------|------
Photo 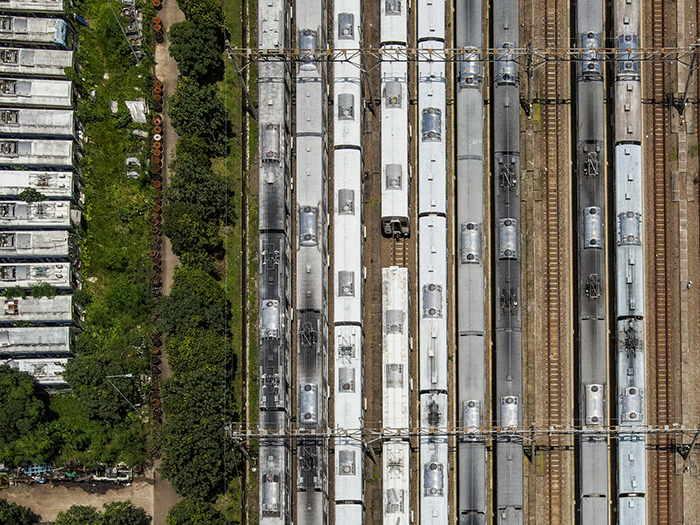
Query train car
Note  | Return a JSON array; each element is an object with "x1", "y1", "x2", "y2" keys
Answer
[
  {"x1": 0, "y1": 262, "x2": 72, "y2": 289},
  {"x1": 0, "y1": 48, "x2": 74, "y2": 77},
  {"x1": 417, "y1": 0, "x2": 448, "y2": 517},
  {"x1": 0, "y1": 200, "x2": 79, "y2": 229},
  {"x1": 492, "y1": 0, "x2": 523, "y2": 520},
  {"x1": 382, "y1": 267, "x2": 410, "y2": 524},
  {"x1": 614, "y1": 0, "x2": 645, "y2": 518},
  {"x1": 575, "y1": 0, "x2": 609, "y2": 522},
  {"x1": 0, "y1": 138, "x2": 76, "y2": 168},
  {"x1": 258, "y1": 0, "x2": 292, "y2": 518},
  {"x1": 0, "y1": 171, "x2": 76, "y2": 200},
  {"x1": 332, "y1": 0, "x2": 364, "y2": 519},
  {"x1": 0, "y1": 326, "x2": 74, "y2": 357},
  {"x1": 0, "y1": 17, "x2": 70, "y2": 48},
  {"x1": 0, "y1": 78, "x2": 72, "y2": 108},
  {"x1": 0, "y1": 230, "x2": 73, "y2": 261},
  {"x1": 455, "y1": 0, "x2": 487, "y2": 520},
  {"x1": 295, "y1": 0, "x2": 329, "y2": 521},
  {"x1": 1, "y1": 356, "x2": 69, "y2": 393},
  {"x1": 0, "y1": 0, "x2": 65, "y2": 13},
  {"x1": 0, "y1": 108, "x2": 76, "y2": 138},
  {"x1": 0, "y1": 294, "x2": 75, "y2": 324},
  {"x1": 379, "y1": 0, "x2": 409, "y2": 237}
]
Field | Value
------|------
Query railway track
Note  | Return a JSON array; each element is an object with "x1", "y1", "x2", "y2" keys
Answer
[
  {"x1": 650, "y1": 0, "x2": 673, "y2": 521},
  {"x1": 392, "y1": 237, "x2": 406, "y2": 267},
  {"x1": 543, "y1": 0, "x2": 563, "y2": 520}
]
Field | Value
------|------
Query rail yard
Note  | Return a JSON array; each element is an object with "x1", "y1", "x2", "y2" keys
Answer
[{"x1": 249, "y1": 0, "x2": 700, "y2": 520}]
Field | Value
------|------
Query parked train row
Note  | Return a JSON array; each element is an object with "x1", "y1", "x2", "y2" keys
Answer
[
  {"x1": 332, "y1": 0, "x2": 365, "y2": 520},
  {"x1": 416, "y1": 0, "x2": 450, "y2": 521},
  {"x1": 455, "y1": 0, "x2": 488, "y2": 520},
  {"x1": 614, "y1": 0, "x2": 646, "y2": 520},
  {"x1": 382, "y1": 267, "x2": 411, "y2": 525},
  {"x1": 295, "y1": 0, "x2": 330, "y2": 522},
  {"x1": 575, "y1": 0, "x2": 610, "y2": 523},
  {"x1": 257, "y1": 0, "x2": 292, "y2": 518},
  {"x1": 492, "y1": 0, "x2": 524, "y2": 520}
]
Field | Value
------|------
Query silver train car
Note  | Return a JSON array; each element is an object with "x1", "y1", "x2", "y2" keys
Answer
[
  {"x1": 379, "y1": 0, "x2": 409, "y2": 237},
  {"x1": 455, "y1": 0, "x2": 487, "y2": 520},
  {"x1": 614, "y1": 0, "x2": 645, "y2": 520},
  {"x1": 382, "y1": 267, "x2": 410, "y2": 525},
  {"x1": 295, "y1": 0, "x2": 329, "y2": 521},
  {"x1": 492, "y1": 0, "x2": 523, "y2": 521},
  {"x1": 575, "y1": 0, "x2": 609, "y2": 522},
  {"x1": 333, "y1": 0, "x2": 364, "y2": 520},
  {"x1": 417, "y1": 0, "x2": 449, "y2": 519},
  {"x1": 258, "y1": 0, "x2": 293, "y2": 518}
]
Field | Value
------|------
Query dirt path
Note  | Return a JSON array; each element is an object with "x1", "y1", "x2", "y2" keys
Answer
[
  {"x1": 154, "y1": 2, "x2": 183, "y2": 298},
  {"x1": 151, "y1": 1, "x2": 186, "y2": 522},
  {"x1": 1, "y1": 474, "x2": 155, "y2": 524}
]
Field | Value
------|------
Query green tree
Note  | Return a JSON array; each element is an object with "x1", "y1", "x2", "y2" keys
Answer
[
  {"x1": 169, "y1": 21, "x2": 224, "y2": 84},
  {"x1": 18, "y1": 188, "x2": 46, "y2": 203},
  {"x1": 102, "y1": 501, "x2": 150, "y2": 525},
  {"x1": 0, "y1": 498, "x2": 31, "y2": 525},
  {"x1": 159, "y1": 368, "x2": 236, "y2": 499},
  {"x1": 0, "y1": 366, "x2": 44, "y2": 447},
  {"x1": 63, "y1": 356, "x2": 141, "y2": 424},
  {"x1": 54, "y1": 505, "x2": 101, "y2": 525},
  {"x1": 165, "y1": 329, "x2": 231, "y2": 376},
  {"x1": 166, "y1": 497, "x2": 226, "y2": 525},
  {"x1": 169, "y1": 79, "x2": 229, "y2": 156},
  {"x1": 162, "y1": 201, "x2": 223, "y2": 265},
  {"x1": 156, "y1": 266, "x2": 229, "y2": 335},
  {"x1": 174, "y1": 0, "x2": 224, "y2": 26}
]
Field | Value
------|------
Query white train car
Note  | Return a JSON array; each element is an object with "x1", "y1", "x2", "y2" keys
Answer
[
  {"x1": 0, "y1": 108, "x2": 75, "y2": 138},
  {"x1": 0, "y1": 230, "x2": 72, "y2": 260},
  {"x1": 382, "y1": 267, "x2": 410, "y2": 525},
  {"x1": 0, "y1": 170, "x2": 76, "y2": 200},
  {"x1": 0, "y1": 295, "x2": 75, "y2": 324},
  {"x1": 0, "y1": 262, "x2": 72, "y2": 289},
  {"x1": 417, "y1": 0, "x2": 449, "y2": 519},
  {"x1": 0, "y1": 139, "x2": 76, "y2": 168},
  {"x1": 0, "y1": 17, "x2": 69, "y2": 47},
  {"x1": 0, "y1": 48, "x2": 73, "y2": 77},
  {"x1": 0, "y1": 200, "x2": 79, "y2": 229},
  {"x1": 379, "y1": 0, "x2": 409, "y2": 237},
  {"x1": 0, "y1": 79, "x2": 73, "y2": 108},
  {"x1": 333, "y1": 0, "x2": 364, "y2": 520}
]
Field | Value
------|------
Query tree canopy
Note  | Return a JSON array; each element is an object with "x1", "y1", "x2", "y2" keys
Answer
[
  {"x1": 169, "y1": 21, "x2": 224, "y2": 84},
  {"x1": 166, "y1": 497, "x2": 226, "y2": 525},
  {"x1": 0, "y1": 499, "x2": 31, "y2": 525},
  {"x1": 54, "y1": 502, "x2": 149, "y2": 525},
  {"x1": 159, "y1": 367, "x2": 236, "y2": 499},
  {"x1": 169, "y1": 79, "x2": 230, "y2": 156},
  {"x1": 174, "y1": 0, "x2": 224, "y2": 26},
  {"x1": 0, "y1": 365, "x2": 44, "y2": 447},
  {"x1": 156, "y1": 266, "x2": 229, "y2": 335}
]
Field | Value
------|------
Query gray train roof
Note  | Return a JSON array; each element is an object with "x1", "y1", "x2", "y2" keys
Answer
[
  {"x1": 0, "y1": 230, "x2": 70, "y2": 257},
  {"x1": 0, "y1": 170, "x2": 74, "y2": 198},
  {"x1": 618, "y1": 497, "x2": 645, "y2": 523},
  {"x1": 0, "y1": 108, "x2": 75, "y2": 137},
  {"x1": 1, "y1": 356, "x2": 68, "y2": 386},
  {"x1": 0, "y1": 17, "x2": 68, "y2": 45},
  {"x1": 0, "y1": 139, "x2": 74, "y2": 167},
  {"x1": 0, "y1": 201, "x2": 76, "y2": 228},
  {"x1": 0, "y1": 295, "x2": 73, "y2": 323},
  {"x1": 0, "y1": 262, "x2": 71, "y2": 288},
  {"x1": 0, "y1": 326, "x2": 72, "y2": 354},
  {"x1": 0, "y1": 78, "x2": 72, "y2": 107},
  {"x1": 0, "y1": 48, "x2": 73, "y2": 76},
  {"x1": 0, "y1": 0, "x2": 64, "y2": 12}
]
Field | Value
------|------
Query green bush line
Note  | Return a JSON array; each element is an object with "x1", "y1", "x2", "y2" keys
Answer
[{"x1": 155, "y1": 0, "x2": 251, "y2": 516}]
